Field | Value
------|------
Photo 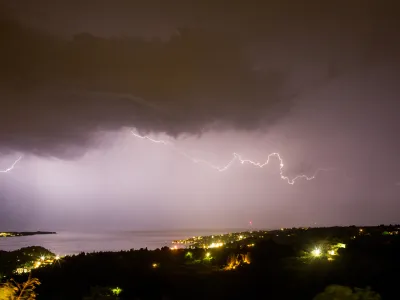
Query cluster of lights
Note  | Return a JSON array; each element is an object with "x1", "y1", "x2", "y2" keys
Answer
[
  {"x1": 310, "y1": 243, "x2": 346, "y2": 260},
  {"x1": 173, "y1": 231, "x2": 252, "y2": 248},
  {"x1": 0, "y1": 232, "x2": 14, "y2": 237},
  {"x1": 16, "y1": 254, "x2": 62, "y2": 274},
  {"x1": 208, "y1": 242, "x2": 224, "y2": 248}
]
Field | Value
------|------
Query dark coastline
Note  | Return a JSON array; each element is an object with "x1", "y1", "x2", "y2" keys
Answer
[{"x1": 0, "y1": 231, "x2": 56, "y2": 237}]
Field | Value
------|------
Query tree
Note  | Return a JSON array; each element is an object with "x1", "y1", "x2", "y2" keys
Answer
[
  {"x1": 313, "y1": 285, "x2": 381, "y2": 300},
  {"x1": 82, "y1": 286, "x2": 121, "y2": 300},
  {"x1": 0, "y1": 274, "x2": 40, "y2": 300}
]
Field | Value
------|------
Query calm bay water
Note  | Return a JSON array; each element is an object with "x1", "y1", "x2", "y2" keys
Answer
[{"x1": 0, "y1": 229, "x2": 242, "y2": 255}]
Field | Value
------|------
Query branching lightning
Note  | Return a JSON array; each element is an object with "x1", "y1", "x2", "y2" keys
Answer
[
  {"x1": 131, "y1": 130, "x2": 325, "y2": 185},
  {"x1": 0, "y1": 156, "x2": 22, "y2": 173}
]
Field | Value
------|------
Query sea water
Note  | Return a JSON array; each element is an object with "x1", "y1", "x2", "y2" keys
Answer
[{"x1": 0, "y1": 229, "x2": 243, "y2": 255}]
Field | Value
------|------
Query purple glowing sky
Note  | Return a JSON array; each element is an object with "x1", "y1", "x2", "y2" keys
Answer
[{"x1": 0, "y1": 0, "x2": 400, "y2": 230}]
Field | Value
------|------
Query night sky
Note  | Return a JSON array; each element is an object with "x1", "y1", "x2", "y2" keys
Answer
[{"x1": 0, "y1": 0, "x2": 399, "y2": 231}]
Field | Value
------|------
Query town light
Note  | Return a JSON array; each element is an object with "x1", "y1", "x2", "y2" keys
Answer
[
  {"x1": 209, "y1": 242, "x2": 223, "y2": 248},
  {"x1": 111, "y1": 287, "x2": 122, "y2": 296},
  {"x1": 312, "y1": 248, "x2": 321, "y2": 257}
]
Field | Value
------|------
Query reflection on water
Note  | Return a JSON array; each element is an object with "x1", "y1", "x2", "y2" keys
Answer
[{"x1": 0, "y1": 229, "x2": 241, "y2": 255}]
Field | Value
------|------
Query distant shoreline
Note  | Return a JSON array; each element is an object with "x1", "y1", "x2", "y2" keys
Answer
[{"x1": 0, "y1": 231, "x2": 57, "y2": 238}]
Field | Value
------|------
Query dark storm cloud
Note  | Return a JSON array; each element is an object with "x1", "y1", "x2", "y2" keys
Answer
[
  {"x1": 0, "y1": 0, "x2": 399, "y2": 157},
  {"x1": 0, "y1": 16, "x2": 295, "y2": 157}
]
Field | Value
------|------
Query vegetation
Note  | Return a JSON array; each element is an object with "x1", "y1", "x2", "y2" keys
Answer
[
  {"x1": 0, "y1": 247, "x2": 56, "y2": 275},
  {"x1": 1, "y1": 225, "x2": 400, "y2": 299},
  {"x1": 0, "y1": 275, "x2": 40, "y2": 300},
  {"x1": 313, "y1": 285, "x2": 381, "y2": 300}
]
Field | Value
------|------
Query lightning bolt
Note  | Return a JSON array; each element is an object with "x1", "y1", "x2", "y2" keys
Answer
[
  {"x1": 0, "y1": 156, "x2": 22, "y2": 173},
  {"x1": 130, "y1": 130, "x2": 325, "y2": 185},
  {"x1": 131, "y1": 132, "x2": 170, "y2": 145}
]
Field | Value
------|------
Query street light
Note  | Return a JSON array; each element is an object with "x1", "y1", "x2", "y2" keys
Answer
[{"x1": 311, "y1": 248, "x2": 321, "y2": 257}]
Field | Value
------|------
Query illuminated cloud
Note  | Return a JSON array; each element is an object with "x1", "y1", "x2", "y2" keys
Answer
[{"x1": 1, "y1": 1, "x2": 400, "y2": 231}]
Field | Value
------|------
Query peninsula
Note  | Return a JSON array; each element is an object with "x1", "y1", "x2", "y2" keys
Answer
[{"x1": 0, "y1": 231, "x2": 56, "y2": 237}]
